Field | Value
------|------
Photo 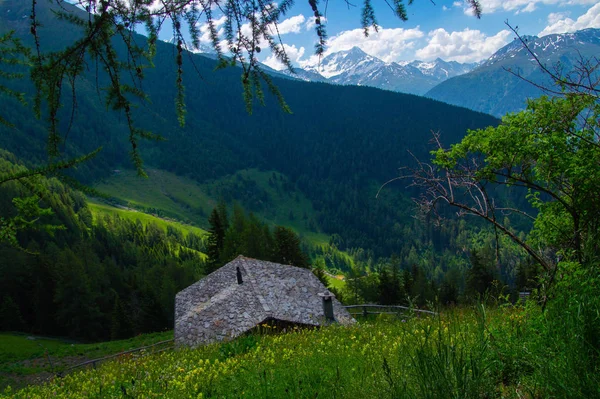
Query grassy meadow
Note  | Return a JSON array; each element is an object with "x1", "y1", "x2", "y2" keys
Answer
[
  {"x1": 0, "y1": 332, "x2": 173, "y2": 392},
  {"x1": 88, "y1": 201, "x2": 208, "y2": 238},
  {"x1": 4, "y1": 301, "x2": 597, "y2": 398},
  {"x1": 93, "y1": 168, "x2": 318, "y2": 234},
  {"x1": 92, "y1": 168, "x2": 358, "y2": 271}
]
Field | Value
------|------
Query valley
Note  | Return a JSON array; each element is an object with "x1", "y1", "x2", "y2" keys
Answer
[{"x1": 1, "y1": 0, "x2": 599, "y2": 397}]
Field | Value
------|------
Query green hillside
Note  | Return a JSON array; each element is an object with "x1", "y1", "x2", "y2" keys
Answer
[
  {"x1": 89, "y1": 201, "x2": 207, "y2": 236},
  {"x1": 0, "y1": 331, "x2": 172, "y2": 391},
  {"x1": 94, "y1": 168, "x2": 319, "y2": 234}
]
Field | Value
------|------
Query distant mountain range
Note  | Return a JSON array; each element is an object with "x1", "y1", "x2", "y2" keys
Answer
[
  {"x1": 426, "y1": 28, "x2": 600, "y2": 117},
  {"x1": 164, "y1": 40, "x2": 478, "y2": 95},
  {"x1": 276, "y1": 47, "x2": 478, "y2": 95},
  {"x1": 160, "y1": 28, "x2": 600, "y2": 115}
]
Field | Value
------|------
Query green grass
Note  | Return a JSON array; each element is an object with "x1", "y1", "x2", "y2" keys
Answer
[
  {"x1": 326, "y1": 274, "x2": 346, "y2": 290},
  {"x1": 1, "y1": 309, "x2": 502, "y2": 398},
  {"x1": 94, "y1": 169, "x2": 215, "y2": 226},
  {"x1": 0, "y1": 332, "x2": 173, "y2": 365},
  {"x1": 88, "y1": 201, "x2": 208, "y2": 238},
  {"x1": 5, "y1": 302, "x2": 600, "y2": 398},
  {"x1": 0, "y1": 331, "x2": 173, "y2": 391}
]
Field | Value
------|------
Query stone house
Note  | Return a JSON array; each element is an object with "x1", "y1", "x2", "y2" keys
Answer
[{"x1": 175, "y1": 255, "x2": 355, "y2": 347}]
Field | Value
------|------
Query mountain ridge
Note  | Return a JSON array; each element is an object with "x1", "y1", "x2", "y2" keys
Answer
[
  {"x1": 426, "y1": 28, "x2": 600, "y2": 117},
  {"x1": 274, "y1": 46, "x2": 478, "y2": 95}
]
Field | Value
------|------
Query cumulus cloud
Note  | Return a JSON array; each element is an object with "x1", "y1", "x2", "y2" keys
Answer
[
  {"x1": 415, "y1": 28, "x2": 511, "y2": 63},
  {"x1": 460, "y1": 0, "x2": 597, "y2": 15},
  {"x1": 306, "y1": 26, "x2": 424, "y2": 63},
  {"x1": 197, "y1": 16, "x2": 227, "y2": 44},
  {"x1": 539, "y1": 3, "x2": 600, "y2": 36},
  {"x1": 275, "y1": 15, "x2": 306, "y2": 35},
  {"x1": 548, "y1": 11, "x2": 572, "y2": 24},
  {"x1": 263, "y1": 44, "x2": 306, "y2": 69}
]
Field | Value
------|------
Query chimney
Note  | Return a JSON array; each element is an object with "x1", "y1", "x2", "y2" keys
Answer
[
  {"x1": 236, "y1": 267, "x2": 243, "y2": 284},
  {"x1": 318, "y1": 291, "x2": 335, "y2": 323}
]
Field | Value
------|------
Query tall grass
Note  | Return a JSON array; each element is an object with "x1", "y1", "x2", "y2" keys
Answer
[{"x1": 4, "y1": 288, "x2": 600, "y2": 398}]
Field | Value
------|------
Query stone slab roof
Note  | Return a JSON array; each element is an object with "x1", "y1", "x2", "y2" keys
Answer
[{"x1": 175, "y1": 255, "x2": 354, "y2": 347}]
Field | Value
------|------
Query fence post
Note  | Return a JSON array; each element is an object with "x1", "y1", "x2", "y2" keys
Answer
[{"x1": 363, "y1": 306, "x2": 368, "y2": 318}]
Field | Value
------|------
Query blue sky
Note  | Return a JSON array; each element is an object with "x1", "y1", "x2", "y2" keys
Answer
[
  {"x1": 67, "y1": 1, "x2": 600, "y2": 68},
  {"x1": 233, "y1": 0, "x2": 600, "y2": 68}
]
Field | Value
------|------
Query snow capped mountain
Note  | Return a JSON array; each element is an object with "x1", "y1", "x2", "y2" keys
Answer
[
  {"x1": 286, "y1": 47, "x2": 477, "y2": 95},
  {"x1": 304, "y1": 47, "x2": 387, "y2": 79},
  {"x1": 163, "y1": 37, "x2": 216, "y2": 56},
  {"x1": 410, "y1": 58, "x2": 477, "y2": 80},
  {"x1": 426, "y1": 28, "x2": 600, "y2": 117},
  {"x1": 481, "y1": 29, "x2": 600, "y2": 69},
  {"x1": 160, "y1": 38, "x2": 476, "y2": 95}
]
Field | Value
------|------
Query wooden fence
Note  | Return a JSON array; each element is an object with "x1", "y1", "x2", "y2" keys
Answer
[
  {"x1": 343, "y1": 304, "x2": 436, "y2": 318},
  {"x1": 56, "y1": 339, "x2": 174, "y2": 378}
]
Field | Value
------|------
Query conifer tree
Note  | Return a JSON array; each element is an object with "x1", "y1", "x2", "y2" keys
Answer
[
  {"x1": 206, "y1": 207, "x2": 226, "y2": 273},
  {"x1": 273, "y1": 226, "x2": 309, "y2": 268}
]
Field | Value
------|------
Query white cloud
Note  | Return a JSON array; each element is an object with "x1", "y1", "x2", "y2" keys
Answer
[
  {"x1": 275, "y1": 15, "x2": 306, "y2": 35},
  {"x1": 539, "y1": 3, "x2": 600, "y2": 36},
  {"x1": 307, "y1": 26, "x2": 424, "y2": 63},
  {"x1": 461, "y1": 0, "x2": 597, "y2": 15},
  {"x1": 197, "y1": 16, "x2": 227, "y2": 44},
  {"x1": 415, "y1": 28, "x2": 511, "y2": 63},
  {"x1": 519, "y1": 3, "x2": 537, "y2": 13},
  {"x1": 263, "y1": 44, "x2": 306, "y2": 69},
  {"x1": 548, "y1": 11, "x2": 571, "y2": 24}
]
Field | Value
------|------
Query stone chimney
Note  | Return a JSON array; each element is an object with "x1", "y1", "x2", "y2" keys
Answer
[{"x1": 318, "y1": 291, "x2": 335, "y2": 322}]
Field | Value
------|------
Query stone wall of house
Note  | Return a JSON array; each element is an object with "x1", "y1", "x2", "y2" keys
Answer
[{"x1": 175, "y1": 256, "x2": 355, "y2": 347}]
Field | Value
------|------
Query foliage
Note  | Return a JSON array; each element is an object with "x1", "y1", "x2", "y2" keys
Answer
[
  {"x1": 0, "y1": 31, "x2": 28, "y2": 127},
  {"x1": 410, "y1": 93, "x2": 600, "y2": 278}
]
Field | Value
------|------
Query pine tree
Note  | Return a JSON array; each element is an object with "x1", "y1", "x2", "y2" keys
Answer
[
  {"x1": 465, "y1": 249, "x2": 496, "y2": 300},
  {"x1": 206, "y1": 207, "x2": 226, "y2": 273},
  {"x1": 272, "y1": 226, "x2": 309, "y2": 268}
]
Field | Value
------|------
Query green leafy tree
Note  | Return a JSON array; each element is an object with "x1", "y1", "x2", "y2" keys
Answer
[
  {"x1": 378, "y1": 256, "x2": 403, "y2": 305},
  {"x1": 312, "y1": 258, "x2": 330, "y2": 288},
  {"x1": 410, "y1": 93, "x2": 600, "y2": 277}
]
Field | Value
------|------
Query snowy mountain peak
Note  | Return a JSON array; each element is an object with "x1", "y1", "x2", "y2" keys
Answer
[
  {"x1": 304, "y1": 46, "x2": 385, "y2": 79},
  {"x1": 295, "y1": 48, "x2": 477, "y2": 95},
  {"x1": 163, "y1": 37, "x2": 216, "y2": 55},
  {"x1": 481, "y1": 29, "x2": 600, "y2": 69}
]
